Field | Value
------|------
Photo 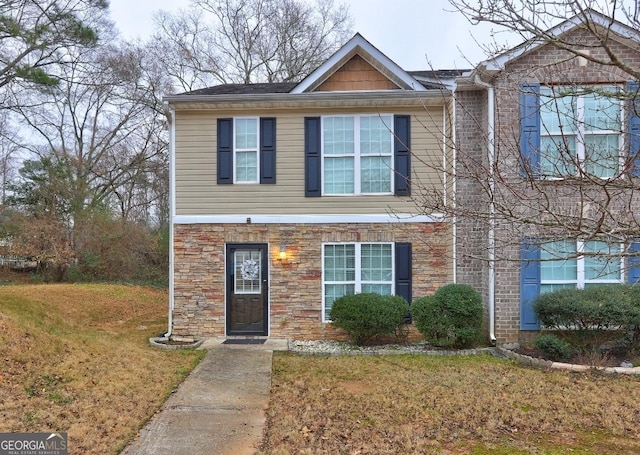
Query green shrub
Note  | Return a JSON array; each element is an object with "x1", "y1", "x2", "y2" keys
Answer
[
  {"x1": 329, "y1": 293, "x2": 409, "y2": 346},
  {"x1": 534, "y1": 333, "x2": 574, "y2": 361},
  {"x1": 533, "y1": 285, "x2": 640, "y2": 353},
  {"x1": 412, "y1": 284, "x2": 483, "y2": 348}
]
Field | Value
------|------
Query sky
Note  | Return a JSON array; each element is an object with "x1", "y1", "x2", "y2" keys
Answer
[{"x1": 108, "y1": 0, "x2": 511, "y2": 71}]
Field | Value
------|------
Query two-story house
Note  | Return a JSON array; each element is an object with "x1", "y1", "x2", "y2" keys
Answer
[
  {"x1": 164, "y1": 10, "x2": 640, "y2": 346},
  {"x1": 164, "y1": 34, "x2": 456, "y2": 341}
]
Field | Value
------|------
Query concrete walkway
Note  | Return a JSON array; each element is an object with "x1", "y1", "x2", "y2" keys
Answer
[{"x1": 120, "y1": 338, "x2": 288, "y2": 455}]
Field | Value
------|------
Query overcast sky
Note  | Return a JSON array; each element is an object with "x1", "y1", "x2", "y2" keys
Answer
[{"x1": 108, "y1": 0, "x2": 512, "y2": 71}]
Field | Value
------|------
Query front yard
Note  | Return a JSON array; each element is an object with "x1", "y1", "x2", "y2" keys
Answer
[
  {"x1": 0, "y1": 284, "x2": 203, "y2": 455},
  {"x1": 260, "y1": 353, "x2": 640, "y2": 454}
]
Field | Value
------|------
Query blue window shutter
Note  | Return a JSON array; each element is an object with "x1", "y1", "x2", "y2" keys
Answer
[
  {"x1": 628, "y1": 242, "x2": 640, "y2": 284},
  {"x1": 520, "y1": 239, "x2": 541, "y2": 330},
  {"x1": 394, "y1": 115, "x2": 411, "y2": 196},
  {"x1": 260, "y1": 117, "x2": 276, "y2": 184},
  {"x1": 520, "y1": 84, "x2": 540, "y2": 178},
  {"x1": 626, "y1": 81, "x2": 640, "y2": 177},
  {"x1": 395, "y1": 242, "x2": 412, "y2": 322},
  {"x1": 304, "y1": 117, "x2": 321, "y2": 197},
  {"x1": 217, "y1": 118, "x2": 233, "y2": 184}
]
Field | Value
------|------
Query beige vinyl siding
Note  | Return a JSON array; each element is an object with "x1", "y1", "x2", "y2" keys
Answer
[{"x1": 174, "y1": 106, "x2": 446, "y2": 216}]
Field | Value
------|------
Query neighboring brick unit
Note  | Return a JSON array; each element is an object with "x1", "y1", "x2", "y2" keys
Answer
[
  {"x1": 455, "y1": 23, "x2": 640, "y2": 344},
  {"x1": 172, "y1": 222, "x2": 451, "y2": 340}
]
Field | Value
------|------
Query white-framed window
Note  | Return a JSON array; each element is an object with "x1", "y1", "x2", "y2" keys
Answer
[
  {"x1": 322, "y1": 242, "x2": 394, "y2": 321},
  {"x1": 539, "y1": 85, "x2": 623, "y2": 178},
  {"x1": 322, "y1": 114, "x2": 394, "y2": 195},
  {"x1": 540, "y1": 239, "x2": 622, "y2": 294},
  {"x1": 234, "y1": 117, "x2": 259, "y2": 183}
]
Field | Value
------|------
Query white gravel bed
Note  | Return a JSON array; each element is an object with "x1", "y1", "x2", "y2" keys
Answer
[{"x1": 288, "y1": 339, "x2": 477, "y2": 355}]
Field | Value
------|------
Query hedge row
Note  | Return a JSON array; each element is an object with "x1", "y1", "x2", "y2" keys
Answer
[
  {"x1": 533, "y1": 284, "x2": 640, "y2": 355},
  {"x1": 329, "y1": 284, "x2": 484, "y2": 347}
]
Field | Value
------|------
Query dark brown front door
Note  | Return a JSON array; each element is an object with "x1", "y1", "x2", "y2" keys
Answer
[{"x1": 226, "y1": 243, "x2": 268, "y2": 335}]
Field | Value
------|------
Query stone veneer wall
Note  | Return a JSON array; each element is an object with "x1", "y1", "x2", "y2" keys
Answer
[{"x1": 172, "y1": 222, "x2": 451, "y2": 340}]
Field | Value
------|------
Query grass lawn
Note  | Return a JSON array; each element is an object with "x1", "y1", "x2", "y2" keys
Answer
[
  {"x1": 260, "y1": 352, "x2": 640, "y2": 454},
  {"x1": 0, "y1": 283, "x2": 204, "y2": 455}
]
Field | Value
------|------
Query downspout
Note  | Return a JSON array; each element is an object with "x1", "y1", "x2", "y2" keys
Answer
[
  {"x1": 448, "y1": 98, "x2": 457, "y2": 283},
  {"x1": 474, "y1": 74, "x2": 497, "y2": 346},
  {"x1": 163, "y1": 101, "x2": 176, "y2": 338}
]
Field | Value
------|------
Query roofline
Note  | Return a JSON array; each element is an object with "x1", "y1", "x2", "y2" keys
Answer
[
  {"x1": 164, "y1": 89, "x2": 449, "y2": 106},
  {"x1": 291, "y1": 33, "x2": 427, "y2": 93},
  {"x1": 483, "y1": 9, "x2": 640, "y2": 71}
]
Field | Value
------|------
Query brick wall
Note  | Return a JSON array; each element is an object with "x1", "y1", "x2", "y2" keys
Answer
[
  {"x1": 455, "y1": 29, "x2": 640, "y2": 344},
  {"x1": 172, "y1": 222, "x2": 452, "y2": 340},
  {"x1": 454, "y1": 89, "x2": 491, "y2": 317}
]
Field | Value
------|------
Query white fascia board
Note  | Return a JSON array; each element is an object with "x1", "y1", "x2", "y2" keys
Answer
[
  {"x1": 173, "y1": 214, "x2": 445, "y2": 224},
  {"x1": 291, "y1": 33, "x2": 427, "y2": 93},
  {"x1": 484, "y1": 10, "x2": 640, "y2": 72}
]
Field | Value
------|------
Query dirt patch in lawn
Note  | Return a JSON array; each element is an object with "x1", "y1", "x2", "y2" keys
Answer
[
  {"x1": 0, "y1": 283, "x2": 204, "y2": 455},
  {"x1": 260, "y1": 353, "x2": 640, "y2": 454}
]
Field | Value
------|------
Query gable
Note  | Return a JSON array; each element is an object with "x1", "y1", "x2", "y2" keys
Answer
[
  {"x1": 499, "y1": 26, "x2": 638, "y2": 84},
  {"x1": 292, "y1": 33, "x2": 426, "y2": 93},
  {"x1": 484, "y1": 9, "x2": 640, "y2": 73},
  {"x1": 315, "y1": 55, "x2": 400, "y2": 92}
]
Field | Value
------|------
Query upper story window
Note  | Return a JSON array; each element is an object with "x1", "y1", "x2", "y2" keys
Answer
[
  {"x1": 234, "y1": 118, "x2": 259, "y2": 183},
  {"x1": 519, "y1": 83, "x2": 640, "y2": 179},
  {"x1": 304, "y1": 115, "x2": 411, "y2": 197},
  {"x1": 217, "y1": 117, "x2": 276, "y2": 185},
  {"x1": 322, "y1": 115, "x2": 394, "y2": 195},
  {"x1": 539, "y1": 86, "x2": 622, "y2": 178}
]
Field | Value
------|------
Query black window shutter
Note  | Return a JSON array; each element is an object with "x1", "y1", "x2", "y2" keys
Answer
[
  {"x1": 519, "y1": 83, "x2": 541, "y2": 178},
  {"x1": 626, "y1": 81, "x2": 640, "y2": 177},
  {"x1": 394, "y1": 115, "x2": 411, "y2": 196},
  {"x1": 260, "y1": 117, "x2": 276, "y2": 184},
  {"x1": 520, "y1": 239, "x2": 541, "y2": 330},
  {"x1": 304, "y1": 117, "x2": 321, "y2": 197},
  {"x1": 395, "y1": 242, "x2": 412, "y2": 322},
  {"x1": 217, "y1": 118, "x2": 233, "y2": 184}
]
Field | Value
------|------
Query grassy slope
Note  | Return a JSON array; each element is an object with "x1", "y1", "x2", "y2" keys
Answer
[
  {"x1": 261, "y1": 353, "x2": 640, "y2": 455},
  {"x1": 0, "y1": 284, "x2": 204, "y2": 455}
]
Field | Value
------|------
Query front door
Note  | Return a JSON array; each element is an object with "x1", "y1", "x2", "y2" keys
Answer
[{"x1": 226, "y1": 243, "x2": 268, "y2": 335}]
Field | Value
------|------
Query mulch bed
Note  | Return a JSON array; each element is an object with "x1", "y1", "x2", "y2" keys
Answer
[{"x1": 514, "y1": 346, "x2": 637, "y2": 367}]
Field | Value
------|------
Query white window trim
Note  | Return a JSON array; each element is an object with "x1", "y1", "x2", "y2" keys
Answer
[
  {"x1": 540, "y1": 240, "x2": 624, "y2": 291},
  {"x1": 321, "y1": 242, "x2": 395, "y2": 322},
  {"x1": 233, "y1": 117, "x2": 260, "y2": 184},
  {"x1": 540, "y1": 86, "x2": 624, "y2": 180},
  {"x1": 320, "y1": 114, "x2": 394, "y2": 196}
]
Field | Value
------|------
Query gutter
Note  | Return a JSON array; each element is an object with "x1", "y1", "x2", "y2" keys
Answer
[
  {"x1": 473, "y1": 73, "x2": 497, "y2": 346},
  {"x1": 163, "y1": 101, "x2": 176, "y2": 338},
  {"x1": 163, "y1": 89, "x2": 450, "y2": 107}
]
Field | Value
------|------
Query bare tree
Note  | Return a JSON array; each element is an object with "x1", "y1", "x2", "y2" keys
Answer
[
  {"x1": 0, "y1": 112, "x2": 19, "y2": 205},
  {"x1": 8, "y1": 39, "x2": 168, "y2": 227},
  {"x1": 150, "y1": 0, "x2": 353, "y2": 91}
]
